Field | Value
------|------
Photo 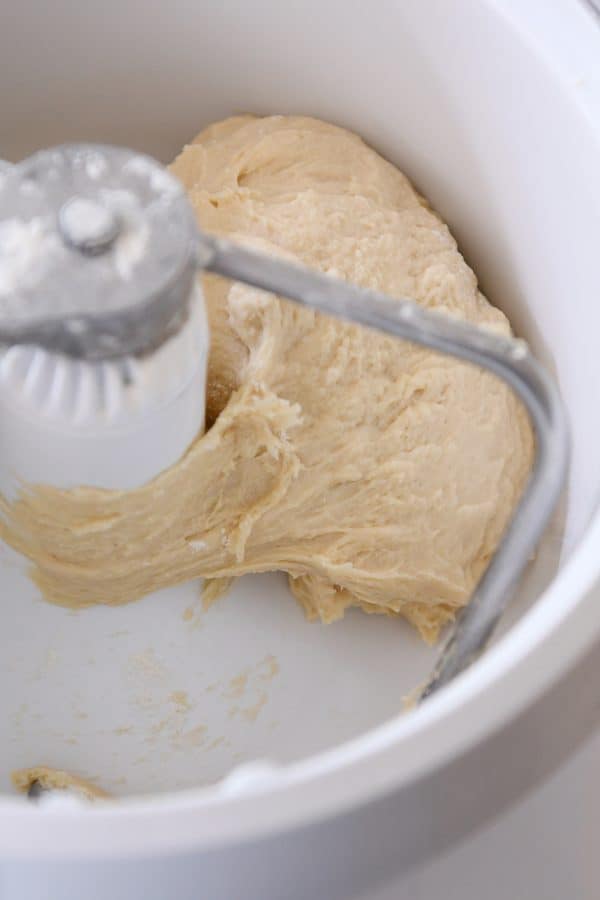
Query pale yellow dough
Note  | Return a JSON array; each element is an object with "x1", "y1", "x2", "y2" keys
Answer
[
  {"x1": 0, "y1": 116, "x2": 533, "y2": 642},
  {"x1": 12, "y1": 766, "x2": 110, "y2": 801}
]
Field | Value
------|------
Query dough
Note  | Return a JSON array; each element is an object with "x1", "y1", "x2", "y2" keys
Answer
[
  {"x1": 12, "y1": 766, "x2": 109, "y2": 801},
  {"x1": 0, "y1": 116, "x2": 533, "y2": 642}
]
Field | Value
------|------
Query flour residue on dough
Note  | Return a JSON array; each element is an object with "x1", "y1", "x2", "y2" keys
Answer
[{"x1": 0, "y1": 115, "x2": 533, "y2": 642}]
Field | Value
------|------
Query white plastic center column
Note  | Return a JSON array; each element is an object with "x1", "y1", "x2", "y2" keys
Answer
[{"x1": 0, "y1": 283, "x2": 208, "y2": 494}]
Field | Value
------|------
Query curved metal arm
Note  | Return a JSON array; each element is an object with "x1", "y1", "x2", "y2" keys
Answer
[{"x1": 197, "y1": 231, "x2": 570, "y2": 700}]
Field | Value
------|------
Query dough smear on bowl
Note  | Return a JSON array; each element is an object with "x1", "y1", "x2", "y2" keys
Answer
[
  {"x1": 0, "y1": 116, "x2": 533, "y2": 642},
  {"x1": 12, "y1": 766, "x2": 110, "y2": 801}
]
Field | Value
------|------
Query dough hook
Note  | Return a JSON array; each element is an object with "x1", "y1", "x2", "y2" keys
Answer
[{"x1": 0, "y1": 144, "x2": 569, "y2": 699}]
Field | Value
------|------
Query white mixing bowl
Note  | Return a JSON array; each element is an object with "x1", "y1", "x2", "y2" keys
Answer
[{"x1": 2, "y1": 1, "x2": 600, "y2": 897}]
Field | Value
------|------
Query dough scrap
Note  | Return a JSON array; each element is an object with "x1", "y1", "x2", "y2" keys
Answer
[
  {"x1": 0, "y1": 116, "x2": 533, "y2": 642},
  {"x1": 12, "y1": 766, "x2": 110, "y2": 801}
]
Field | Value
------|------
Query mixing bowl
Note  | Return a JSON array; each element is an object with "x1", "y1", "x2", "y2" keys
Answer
[{"x1": 2, "y1": 1, "x2": 600, "y2": 897}]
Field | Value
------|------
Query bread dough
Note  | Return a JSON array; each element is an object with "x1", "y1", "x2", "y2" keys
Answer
[
  {"x1": 12, "y1": 766, "x2": 109, "y2": 801},
  {"x1": 0, "y1": 116, "x2": 533, "y2": 642}
]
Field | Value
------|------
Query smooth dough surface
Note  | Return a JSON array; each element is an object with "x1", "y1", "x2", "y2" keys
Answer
[{"x1": 0, "y1": 116, "x2": 533, "y2": 641}]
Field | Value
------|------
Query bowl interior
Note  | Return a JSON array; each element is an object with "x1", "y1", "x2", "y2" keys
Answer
[{"x1": 1, "y1": 0, "x2": 599, "y2": 796}]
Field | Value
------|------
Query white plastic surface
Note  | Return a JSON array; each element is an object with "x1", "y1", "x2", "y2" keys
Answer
[
  {"x1": 0, "y1": 286, "x2": 208, "y2": 491},
  {"x1": 1, "y1": 2, "x2": 600, "y2": 895}
]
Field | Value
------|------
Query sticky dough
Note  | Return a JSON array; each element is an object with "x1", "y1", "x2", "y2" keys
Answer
[
  {"x1": 12, "y1": 766, "x2": 110, "y2": 801},
  {"x1": 0, "y1": 116, "x2": 533, "y2": 642}
]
